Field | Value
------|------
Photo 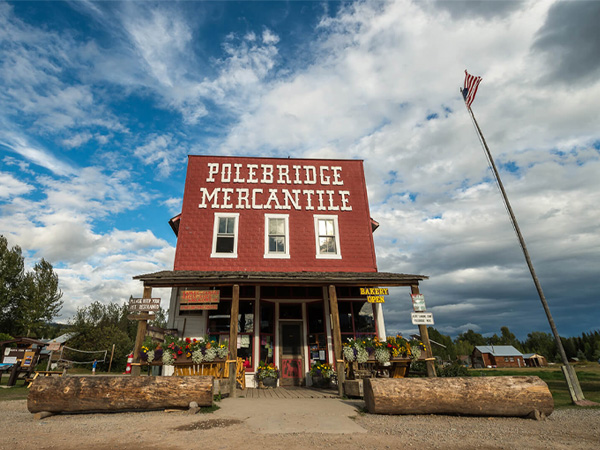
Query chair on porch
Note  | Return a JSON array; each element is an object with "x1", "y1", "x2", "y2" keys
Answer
[{"x1": 236, "y1": 357, "x2": 246, "y2": 390}]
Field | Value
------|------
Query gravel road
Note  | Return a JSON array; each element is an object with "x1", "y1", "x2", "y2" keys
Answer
[{"x1": 1, "y1": 399, "x2": 598, "y2": 450}]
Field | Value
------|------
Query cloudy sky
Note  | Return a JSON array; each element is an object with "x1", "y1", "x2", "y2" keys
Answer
[{"x1": 1, "y1": 0, "x2": 598, "y2": 340}]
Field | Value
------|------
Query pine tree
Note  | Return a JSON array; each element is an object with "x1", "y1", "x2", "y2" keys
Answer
[{"x1": 0, "y1": 236, "x2": 63, "y2": 336}]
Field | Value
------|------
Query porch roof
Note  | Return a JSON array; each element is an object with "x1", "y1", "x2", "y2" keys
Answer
[{"x1": 133, "y1": 270, "x2": 428, "y2": 288}]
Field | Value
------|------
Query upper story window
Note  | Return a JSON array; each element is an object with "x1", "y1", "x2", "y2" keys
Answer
[
  {"x1": 211, "y1": 213, "x2": 239, "y2": 258},
  {"x1": 314, "y1": 215, "x2": 341, "y2": 259},
  {"x1": 264, "y1": 214, "x2": 290, "y2": 259}
]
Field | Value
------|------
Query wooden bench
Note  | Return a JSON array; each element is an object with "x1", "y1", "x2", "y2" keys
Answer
[{"x1": 172, "y1": 358, "x2": 246, "y2": 389}]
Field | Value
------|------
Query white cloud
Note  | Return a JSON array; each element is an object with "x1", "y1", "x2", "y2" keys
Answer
[
  {"x1": 163, "y1": 197, "x2": 182, "y2": 215},
  {"x1": 0, "y1": 172, "x2": 34, "y2": 198},
  {"x1": 2, "y1": 0, "x2": 599, "y2": 338},
  {"x1": 62, "y1": 132, "x2": 93, "y2": 149},
  {"x1": 0, "y1": 132, "x2": 75, "y2": 176},
  {"x1": 0, "y1": 164, "x2": 175, "y2": 322},
  {"x1": 133, "y1": 134, "x2": 188, "y2": 177}
]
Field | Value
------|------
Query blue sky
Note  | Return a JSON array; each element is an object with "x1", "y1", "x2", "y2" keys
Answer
[{"x1": 1, "y1": 0, "x2": 599, "y2": 340}]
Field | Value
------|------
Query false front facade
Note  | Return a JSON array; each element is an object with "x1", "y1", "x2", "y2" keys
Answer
[{"x1": 135, "y1": 155, "x2": 428, "y2": 390}]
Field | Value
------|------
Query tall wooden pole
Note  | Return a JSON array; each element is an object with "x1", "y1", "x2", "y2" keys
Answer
[
  {"x1": 108, "y1": 343, "x2": 115, "y2": 373},
  {"x1": 228, "y1": 284, "x2": 240, "y2": 398},
  {"x1": 464, "y1": 96, "x2": 585, "y2": 403},
  {"x1": 411, "y1": 285, "x2": 436, "y2": 377},
  {"x1": 328, "y1": 285, "x2": 345, "y2": 397}
]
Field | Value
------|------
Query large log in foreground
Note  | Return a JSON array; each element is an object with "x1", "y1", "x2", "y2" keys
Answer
[
  {"x1": 28, "y1": 376, "x2": 213, "y2": 414},
  {"x1": 364, "y1": 376, "x2": 554, "y2": 418}
]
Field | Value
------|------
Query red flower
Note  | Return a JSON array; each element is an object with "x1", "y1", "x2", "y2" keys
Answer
[
  {"x1": 185, "y1": 338, "x2": 191, "y2": 343},
  {"x1": 387, "y1": 344, "x2": 392, "y2": 348},
  {"x1": 193, "y1": 338, "x2": 197, "y2": 343},
  {"x1": 178, "y1": 350, "x2": 183, "y2": 355}
]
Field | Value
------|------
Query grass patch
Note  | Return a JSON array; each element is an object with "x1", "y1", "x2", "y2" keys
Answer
[
  {"x1": 468, "y1": 364, "x2": 600, "y2": 408},
  {"x1": 199, "y1": 404, "x2": 220, "y2": 414},
  {"x1": 355, "y1": 405, "x2": 369, "y2": 416},
  {"x1": 0, "y1": 377, "x2": 29, "y2": 401}
]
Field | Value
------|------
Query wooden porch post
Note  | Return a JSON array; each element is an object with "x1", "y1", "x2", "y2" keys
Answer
[
  {"x1": 411, "y1": 284, "x2": 437, "y2": 377},
  {"x1": 328, "y1": 285, "x2": 345, "y2": 396},
  {"x1": 228, "y1": 284, "x2": 240, "y2": 397},
  {"x1": 131, "y1": 285, "x2": 152, "y2": 377}
]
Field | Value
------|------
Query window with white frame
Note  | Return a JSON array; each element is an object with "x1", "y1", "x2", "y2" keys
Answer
[
  {"x1": 314, "y1": 215, "x2": 341, "y2": 259},
  {"x1": 211, "y1": 213, "x2": 239, "y2": 257},
  {"x1": 264, "y1": 214, "x2": 290, "y2": 258}
]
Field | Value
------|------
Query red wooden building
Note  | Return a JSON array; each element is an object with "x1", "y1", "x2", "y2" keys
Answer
[
  {"x1": 135, "y1": 156, "x2": 429, "y2": 391},
  {"x1": 471, "y1": 345, "x2": 524, "y2": 368}
]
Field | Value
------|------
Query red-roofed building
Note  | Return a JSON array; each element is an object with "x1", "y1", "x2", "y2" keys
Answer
[{"x1": 135, "y1": 156, "x2": 429, "y2": 392}]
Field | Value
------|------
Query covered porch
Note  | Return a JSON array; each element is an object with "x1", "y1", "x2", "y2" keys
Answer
[{"x1": 132, "y1": 270, "x2": 435, "y2": 397}]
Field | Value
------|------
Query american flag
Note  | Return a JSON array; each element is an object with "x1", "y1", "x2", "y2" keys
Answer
[{"x1": 463, "y1": 70, "x2": 482, "y2": 109}]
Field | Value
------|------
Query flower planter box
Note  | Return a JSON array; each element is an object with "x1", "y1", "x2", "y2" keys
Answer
[
  {"x1": 311, "y1": 375, "x2": 332, "y2": 388},
  {"x1": 259, "y1": 376, "x2": 278, "y2": 388},
  {"x1": 172, "y1": 360, "x2": 228, "y2": 378}
]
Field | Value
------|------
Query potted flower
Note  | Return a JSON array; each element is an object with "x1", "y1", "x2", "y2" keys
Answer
[
  {"x1": 140, "y1": 337, "x2": 162, "y2": 364},
  {"x1": 309, "y1": 363, "x2": 335, "y2": 388},
  {"x1": 407, "y1": 338, "x2": 426, "y2": 360},
  {"x1": 256, "y1": 361, "x2": 279, "y2": 388},
  {"x1": 161, "y1": 335, "x2": 229, "y2": 365}
]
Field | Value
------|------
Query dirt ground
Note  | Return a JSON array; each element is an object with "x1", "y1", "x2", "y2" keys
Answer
[{"x1": 1, "y1": 398, "x2": 599, "y2": 450}]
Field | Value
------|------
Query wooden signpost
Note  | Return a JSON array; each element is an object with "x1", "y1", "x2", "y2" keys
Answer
[
  {"x1": 410, "y1": 286, "x2": 436, "y2": 377},
  {"x1": 129, "y1": 288, "x2": 160, "y2": 377}
]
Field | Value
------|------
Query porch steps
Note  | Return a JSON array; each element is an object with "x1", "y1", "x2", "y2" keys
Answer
[{"x1": 237, "y1": 387, "x2": 339, "y2": 399}]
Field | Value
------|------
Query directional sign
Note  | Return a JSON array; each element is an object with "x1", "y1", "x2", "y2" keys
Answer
[
  {"x1": 128, "y1": 297, "x2": 161, "y2": 312},
  {"x1": 47, "y1": 342, "x2": 61, "y2": 351},
  {"x1": 411, "y1": 294, "x2": 426, "y2": 312},
  {"x1": 411, "y1": 312, "x2": 434, "y2": 325}
]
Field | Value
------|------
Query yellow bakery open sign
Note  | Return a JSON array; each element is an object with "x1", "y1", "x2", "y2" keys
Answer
[{"x1": 360, "y1": 287, "x2": 388, "y2": 303}]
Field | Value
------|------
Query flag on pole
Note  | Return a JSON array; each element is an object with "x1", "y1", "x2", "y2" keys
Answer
[{"x1": 463, "y1": 70, "x2": 482, "y2": 109}]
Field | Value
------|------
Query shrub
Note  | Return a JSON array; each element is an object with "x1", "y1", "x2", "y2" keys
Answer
[{"x1": 439, "y1": 363, "x2": 470, "y2": 377}]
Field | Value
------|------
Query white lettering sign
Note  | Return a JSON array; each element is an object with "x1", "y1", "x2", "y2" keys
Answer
[
  {"x1": 411, "y1": 312, "x2": 434, "y2": 325},
  {"x1": 198, "y1": 163, "x2": 351, "y2": 212}
]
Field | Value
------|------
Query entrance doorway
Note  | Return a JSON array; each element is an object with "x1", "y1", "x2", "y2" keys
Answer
[{"x1": 279, "y1": 321, "x2": 304, "y2": 386}]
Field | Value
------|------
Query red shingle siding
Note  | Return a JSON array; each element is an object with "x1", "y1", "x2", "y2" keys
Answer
[{"x1": 174, "y1": 156, "x2": 378, "y2": 272}]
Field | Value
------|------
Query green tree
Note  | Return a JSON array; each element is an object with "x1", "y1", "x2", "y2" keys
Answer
[
  {"x1": 0, "y1": 236, "x2": 63, "y2": 336},
  {"x1": 69, "y1": 301, "x2": 135, "y2": 371},
  {"x1": 454, "y1": 339, "x2": 475, "y2": 357},
  {"x1": 498, "y1": 326, "x2": 523, "y2": 350},
  {"x1": 426, "y1": 327, "x2": 456, "y2": 360},
  {"x1": 562, "y1": 337, "x2": 577, "y2": 359},
  {"x1": 523, "y1": 331, "x2": 556, "y2": 360},
  {"x1": 456, "y1": 329, "x2": 486, "y2": 346},
  {"x1": 18, "y1": 259, "x2": 63, "y2": 337},
  {"x1": 0, "y1": 236, "x2": 25, "y2": 332},
  {"x1": 149, "y1": 306, "x2": 168, "y2": 329}
]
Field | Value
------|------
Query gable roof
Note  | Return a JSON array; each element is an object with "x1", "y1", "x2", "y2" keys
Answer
[
  {"x1": 475, "y1": 345, "x2": 523, "y2": 357},
  {"x1": 523, "y1": 353, "x2": 546, "y2": 359},
  {"x1": 42, "y1": 332, "x2": 77, "y2": 345}
]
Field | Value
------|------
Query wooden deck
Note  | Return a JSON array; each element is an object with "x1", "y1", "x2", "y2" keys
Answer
[{"x1": 237, "y1": 387, "x2": 339, "y2": 399}]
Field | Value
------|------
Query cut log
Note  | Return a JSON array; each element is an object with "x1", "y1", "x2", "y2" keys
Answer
[
  {"x1": 28, "y1": 376, "x2": 213, "y2": 414},
  {"x1": 364, "y1": 376, "x2": 554, "y2": 418}
]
